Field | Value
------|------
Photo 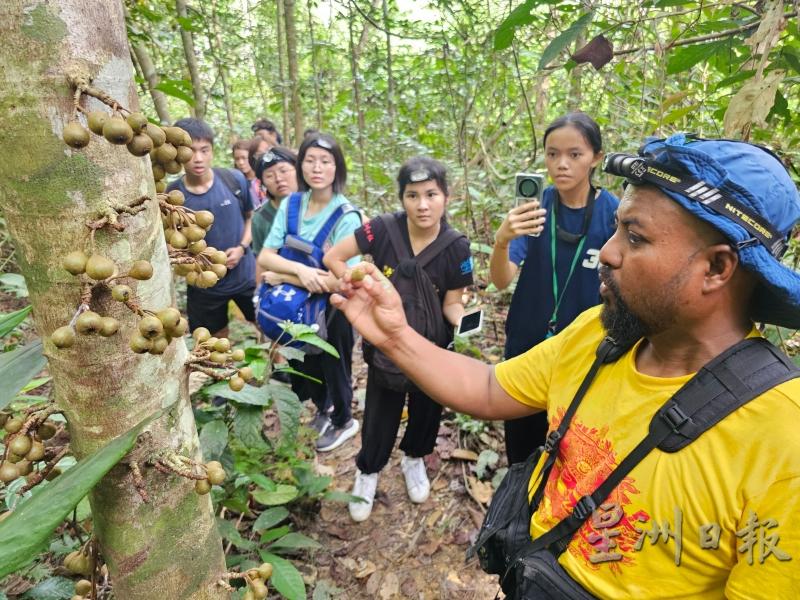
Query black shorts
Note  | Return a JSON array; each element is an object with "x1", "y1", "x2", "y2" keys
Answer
[{"x1": 186, "y1": 286, "x2": 256, "y2": 334}]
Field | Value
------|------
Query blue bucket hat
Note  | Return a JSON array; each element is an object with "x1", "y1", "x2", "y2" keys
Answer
[{"x1": 615, "y1": 133, "x2": 800, "y2": 328}]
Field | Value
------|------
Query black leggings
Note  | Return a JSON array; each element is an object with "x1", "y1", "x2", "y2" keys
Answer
[
  {"x1": 290, "y1": 308, "x2": 354, "y2": 428},
  {"x1": 356, "y1": 367, "x2": 442, "y2": 474}
]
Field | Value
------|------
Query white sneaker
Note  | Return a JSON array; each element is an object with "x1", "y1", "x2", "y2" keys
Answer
[
  {"x1": 349, "y1": 470, "x2": 378, "y2": 522},
  {"x1": 401, "y1": 455, "x2": 430, "y2": 503}
]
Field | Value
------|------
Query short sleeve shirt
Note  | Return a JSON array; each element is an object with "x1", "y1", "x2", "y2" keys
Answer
[
  {"x1": 264, "y1": 192, "x2": 362, "y2": 266},
  {"x1": 168, "y1": 169, "x2": 255, "y2": 296},
  {"x1": 354, "y1": 212, "x2": 474, "y2": 304}
]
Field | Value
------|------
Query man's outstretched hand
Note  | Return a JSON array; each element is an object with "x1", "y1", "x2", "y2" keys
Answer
[{"x1": 330, "y1": 262, "x2": 408, "y2": 351}]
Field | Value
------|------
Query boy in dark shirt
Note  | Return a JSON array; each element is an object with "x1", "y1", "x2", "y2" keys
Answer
[{"x1": 168, "y1": 118, "x2": 256, "y2": 337}]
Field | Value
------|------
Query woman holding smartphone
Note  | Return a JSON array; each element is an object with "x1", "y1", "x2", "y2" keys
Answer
[
  {"x1": 258, "y1": 133, "x2": 361, "y2": 452},
  {"x1": 324, "y1": 157, "x2": 474, "y2": 522},
  {"x1": 489, "y1": 112, "x2": 619, "y2": 464}
]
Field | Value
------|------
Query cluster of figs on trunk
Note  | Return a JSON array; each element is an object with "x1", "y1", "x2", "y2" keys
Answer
[
  {"x1": 69, "y1": 578, "x2": 95, "y2": 600},
  {"x1": 192, "y1": 327, "x2": 254, "y2": 391},
  {"x1": 243, "y1": 562, "x2": 274, "y2": 600},
  {"x1": 160, "y1": 190, "x2": 228, "y2": 288},
  {"x1": 0, "y1": 412, "x2": 58, "y2": 485},
  {"x1": 62, "y1": 112, "x2": 192, "y2": 191}
]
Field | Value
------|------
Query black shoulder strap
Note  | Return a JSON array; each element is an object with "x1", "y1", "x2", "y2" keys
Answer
[
  {"x1": 382, "y1": 215, "x2": 463, "y2": 268},
  {"x1": 214, "y1": 168, "x2": 247, "y2": 217},
  {"x1": 509, "y1": 337, "x2": 799, "y2": 569}
]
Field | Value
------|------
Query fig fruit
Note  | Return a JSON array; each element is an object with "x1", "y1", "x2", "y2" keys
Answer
[
  {"x1": 62, "y1": 250, "x2": 88, "y2": 275},
  {"x1": 51, "y1": 326, "x2": 76, "y2": 348},
  {"x1": 75, "y1": 311, "x2": 102, "y2": 335},
  {"x1": 63, "y1": 122, "x2": 90, "y2": 148},
  {"x1": 103, "y1": 116, "x2": 134, "y2": 145},
  {"x1": 85, "y1": 254, "x2": 115, "y2": 280}
]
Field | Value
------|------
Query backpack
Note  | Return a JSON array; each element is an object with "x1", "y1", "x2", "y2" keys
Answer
[
  {"x1": 362, "y1": 214, "x2": 465, "y2": 392},
  {"x1": 213, "y1": 167, "x2": 249, "y2": 219},
  {"x1": 469, "y1": 336, "x2": 799, "y2": 599},
  {"x1": 256, "y1": 192, "x2": 358, "y2": 349}
]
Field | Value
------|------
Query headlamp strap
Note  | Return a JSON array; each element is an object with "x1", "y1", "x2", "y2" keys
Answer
[{"x1": 634, "y1": 160, "x2": 786, "y2": 257}]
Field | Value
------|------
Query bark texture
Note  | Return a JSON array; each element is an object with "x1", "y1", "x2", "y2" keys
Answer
[
  {"x1": 131, "y1": 42, "x2": 172, "y2": 124},
  {"x1": 283, "y1": 0, "x2": 302, "y2": 145},
  {"x1": 0, "y1": 2, "x2": 226, "y2": 598},
  {"x1": 176, "y1": 0, "x2": 206, "y2": 119}
]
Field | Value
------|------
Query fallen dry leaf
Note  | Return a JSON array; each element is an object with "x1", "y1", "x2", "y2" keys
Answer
[
  {"x1": 354, "y1": 558, "x2": 377, "y2": 579},
  {"x1": 379, "y1": 572, "x2": 400, "y2": 599},
  {"x1": 450, "y1": 448, "x2": 479, "y2": 461},
  {"x1": 467, "y1": 476, "x2": 493, "y2": 504}
]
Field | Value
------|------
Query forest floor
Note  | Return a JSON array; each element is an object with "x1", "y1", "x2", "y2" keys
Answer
[{"x1": 287, "y1": 342, "x2": 506, "y2": 600}]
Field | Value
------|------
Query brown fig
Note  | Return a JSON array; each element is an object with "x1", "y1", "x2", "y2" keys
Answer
[
  {"x1": 155, "y1": 180, "x2": 167, "y2": 193},
  {"x1": 206, "y1": 466, "x2": 226, "y2": 485},
  {"x1": 85, "y1": 254, "x2": 115, "y2": 280},
  {"x1": 210, "y1": 351, "x2": 227, "y2": 365},
  {"x1": 167, "y1": 190, "x2": 185, "y2": 206},
  {"x1": 126, "y1": 112, "x2": 149, "y2": 133},
  {"x1": 9, "y1": 435, "x2": 32, "y2": 457},
  {"x1": 164, "y1": 160, "x2": 183, "y2": 175},
  {"x1": 126, "y1": 133, "x2": 153, "y2": 157},
  {"x1": 192, "y1": 327, "x2": 211, "y2": 343},
  {"x1": 99, "y1": 317, "x2": 120, "y2": 337},
  {"x1": 169, "y1": 231, "x2": 188, "y2": 249},
  {"x1": 238, "y1": 366, "x2": 254, "y2": 381},
  {"x1": 156, "y1": 307, "x2": 181, "y2": 330},
  {"x1": 0, "y1": 462, "x2": 19, "y2": 483},
  {"x1": 145, "y1": 124, "x2": 166, "y2": 148},
  {"x1": 112, "y1": 284, "x2": 132, "y2": 302},
  {"x1": 51, "y1": 326, "x2": 76, "y2": 348},
  {"x1": 4, "y1": 417, "x2": 23, "y2": 434},
  {"x1": 152, "y1": 164, "x2": 166, "y2": 181},
  {"x1": 210, "y1": 250, "x2": 227, "y2": 265},
  {"x1": 138, "y1": 315, "x2": 164, "y2": 339},
  {"x1": 75, "y1": 311, "x2": 102, "y2": 335},
  {"x1": 185, "y1": 271, "x2": 199, "y2": 286},
  {"x1": 200, "y1": 270, "x2": 219, "y2": 287},
  {"x1": 175, "y1": 145, "x2": 194, "y2": 163},
  {"x1": 149, "y1": 335, "x2": 170, "y2": 355},
  {"x1": 194, "y1": 210, "x2": 214, "y2": 229},
  {"x1": 163, "y1": 126, "x2": 185, "y2": 146},
  {"x1": 213, "y1": 338, "x2": 231, "y2": 353},
  {"x1": 209, "y1": 263, "x2": 227, "y2": 279},
  {"x1": 257, "y1": 562, "x2": 273, "y2": 580},
  {"x1": 129, "y1": 260, "x2": 153, "y2": 280},
  {"x1": 188, "y1": 240, "x2": 207, "y2": 255},
  {"x1": 183, "y1": 224, "x2": 205, "y2": 242},
  {"x1": 228, "y1": 375, "x2": 245, "y2": 391},
  {"x1": 103, "y1": 116, "x2": 134, "y2": 145},
  {"x1": 25, "y1": 440, "x2": 45, "y2": 462},
  {"x1": 62, "y1": 250, "x2": 88, "y2": 275},
  {"x1": 231, "y1": 348, "x2": 245, "y2": 361},
  {"x1": 129, "y1": 332, "x2": 152, "y2": 354},
  {"x1": 86, "y1": 111, "x2": 108, "y2": 135},
  {"x1": 195, "y1": 479, "x2": 211, "y2": 495},
  {"x1": 63, "y1": 122, "x2": 90, "y2": 149},
  {"x1": 36, "y1": 421, "x2": 57, "y2": 441},
  {"x1": 155, "y1": 143, "x2": 177, "y2": 164},
  {"x1": 166, "y1": 317, "x2": 189, "y2": 338},
  {"x1": 75, "y1": 579, "x2": 93, "y2": 595}
]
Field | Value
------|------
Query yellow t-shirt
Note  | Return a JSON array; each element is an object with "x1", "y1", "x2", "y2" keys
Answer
[{"x1": 495, "y1": 306, "x2": 800, "y2": 600}]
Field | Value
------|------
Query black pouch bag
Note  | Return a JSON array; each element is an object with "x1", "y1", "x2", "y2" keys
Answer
[{"x1": 513, "y1": 549, "x2": 597, "y2": 599}]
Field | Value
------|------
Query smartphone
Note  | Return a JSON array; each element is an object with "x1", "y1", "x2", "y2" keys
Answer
[
  {"x1": 515, "y1": 172, "x2": 546, "y2": 237},
  {"x1": 456, "y1": 309, "x2": 483, "y2": 337}
]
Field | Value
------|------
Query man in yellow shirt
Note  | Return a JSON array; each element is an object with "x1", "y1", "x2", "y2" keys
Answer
[{"x1": 330, "y1": 134, "x2": 800, "y2": 599}]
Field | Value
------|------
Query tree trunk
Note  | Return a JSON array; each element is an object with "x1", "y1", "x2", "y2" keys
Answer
[
  {"x1": 307, "y1": 2, "x2": 323, "y2": 130},
  {"x1": 283, "y1": 0, "x2": 302, "y2": 145},
  {"x1": 246, "y1": 0, "x2": 270, "y2": 114},
  {"x1": 209, "y1": 0, "x2": 235, "y2": 142},
  {"x1": 176, "y1": 0, "x2": 205, "y2": 120},
  {"x1": 276, "y1": 0, "x2": 291, "y2": 142},
  {"x1": 382, "y1": 0, "x2": 396, "y2": 134},
  {"x1": 131, "y1": 42, "x2": 172, "y2": 124},
  {"x1": 348, "y1": 12, "x2": 369, "y2": 206},
  {"x1": 0, "y1": 2, "x2": 225, "y2": 598}
]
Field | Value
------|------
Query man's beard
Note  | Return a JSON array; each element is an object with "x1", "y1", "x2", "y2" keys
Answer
[{"x1": 599, "y1": 266, "x2": 648, "y2": 348}]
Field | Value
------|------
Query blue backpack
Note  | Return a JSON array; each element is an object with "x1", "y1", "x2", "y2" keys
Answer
[{"x1": 257, "y1": 193, "x2": 358, "y2": 348}]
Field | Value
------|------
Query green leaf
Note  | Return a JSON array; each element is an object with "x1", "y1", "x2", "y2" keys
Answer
[
  {"x1": 476, "y1": 449, "x2": 500, "y2": 479},
  {"x1": 216, "y1": 517, "x2": 257, "y2": 551},
  {"x1": 252, "y1": 507, "x2": 290, "y2": 531},
  {"x1": 252, "y1": 484, "x2": 298, "y2": 506},
  {"x1": 0, "y1": 340, "x2": 47, "y2": 411},
  {"x1": 154, "y1": 80, "x2": 195, "y2": 106},
  {"x1": 293, "y1": 333, "x2": 339, "y2": 358},
  {"x1": 0, "y1": 274, "x2": 28, "y2": 298},
  {"x1": 493, "y1": 0, "x2": 540, "y2": 51},
  {"x1": 233, "y1": 406, "x2": 267, "y2": 450},
  {"x1": 0, "y1": 306, "x2": 32, "y2": 338},
  {"x1": 666, "y1": 40, "x2": 729, "y2": 74},
  {"x1": 205, "y1": 381, "x2": 270, "y2": 406},
  {"x1": 783, "y1": 48, "x2": 800, "y2": 75},
  {"x1": 199, "y1": 419, "x2": 228, "y2": 461},
  {"x1": 323, "y1": 490, "x2": 365, "y2": 504},
  {"x1": 277, "y1": 346, "x2": 306, "y2": 362},
  {"x1": 259, "y1": 553, "x2": 306, "y2": 600},
  {"x1": 21, "y1": 576, "x2": 74, "y2": 600},
  {"x1": 538, "y1": 12, "x2": 594, "y2": 70},
  {"x1": 660, "y1": 103, "x2": 699, "y2": 126},
  {"x1": 272, "y1": 385, "x2": 302, "y2": 443},
  {"x1": 259, "y1": 525, "x2": 290, "y2": 544},
  {"x1": 267, "y1": 532, "x2": 321, "y2": 552},
  {"x1": 0, "y1": 411, "x2": 159, "y2": 578}
]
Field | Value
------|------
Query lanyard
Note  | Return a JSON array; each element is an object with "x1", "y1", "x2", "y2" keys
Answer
[{"x1": 546, "y1": 188, "x2": 595, "y2": 337}]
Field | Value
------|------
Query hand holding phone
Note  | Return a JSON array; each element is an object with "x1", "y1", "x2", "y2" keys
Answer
[
  {"x1": 515, "y1": 173, "x2": 546, "y2": 237},
  {"x1": 456, "y1": 309, "x2": 483, "y2": 337}
]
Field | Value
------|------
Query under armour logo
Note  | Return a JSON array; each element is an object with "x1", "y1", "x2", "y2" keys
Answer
[{"x1": 271, "y1": 286, "x2": 297, "y2": 301}]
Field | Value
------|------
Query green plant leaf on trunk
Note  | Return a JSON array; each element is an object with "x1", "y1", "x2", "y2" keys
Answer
[
  {"x1": 0, "y1": 411, "x2": 160, "y2": 578},
  {"x1": 0, "y1": 306, "x2": 32, "y2": 338},
  {"x1": 259, "y1": 552, "x2": 306, "y2": 600},
  {"x1": 0, "y1": 340, "x2": 47, "y2": 411},
  {"x1": 199, "y1": 419, "x2": 229, "y2": 461},
  {"x1": 252, "y1": 506, "x2": 289, "y2": 532}
]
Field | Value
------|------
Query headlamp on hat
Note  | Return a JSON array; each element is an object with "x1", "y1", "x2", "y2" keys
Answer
[
  {"x1": 603, "y1": 152, "x2": 787, "y2": 258},
  {"x1": 311, "y1": 137, "x2": 333, "y2": 150}
]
